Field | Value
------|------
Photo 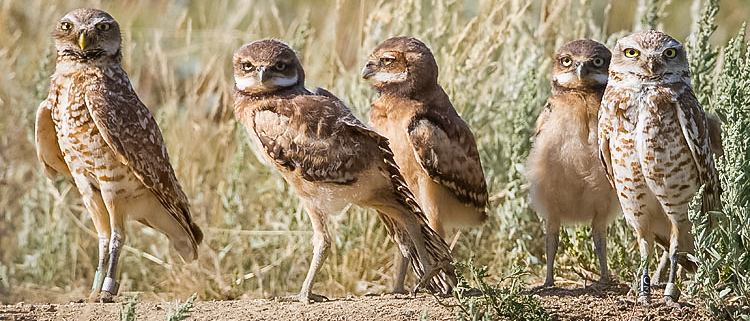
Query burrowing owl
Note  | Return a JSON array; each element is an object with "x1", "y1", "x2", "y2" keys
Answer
[
  {"x1": 35, "y1": 8, "x2": 203, "y2": 302},
  {"x1": 526, "y1": 39, "x2": 620, "y2": 288},
  {"x1": 598, "y1": 30, "x2": 721, "y2": 304},
  {"x1": 362, "y1": 36, "x2": 488, "y2": 293},
  {"x1": 232, "y1": 39, "x2": 455, "y2": 303}
]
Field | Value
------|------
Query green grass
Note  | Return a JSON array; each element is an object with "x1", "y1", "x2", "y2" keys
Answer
[{"x1": 0, "y1": 0, "x2": 749, "y2": 319}]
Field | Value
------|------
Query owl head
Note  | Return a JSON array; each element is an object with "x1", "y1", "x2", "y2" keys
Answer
[
  {"x1": 361, "y1": 36, "x2": 439, "y2": 97},
  {"x1": 233, "y1": 39, "x2": 305, "y2": 95},
  {"x1": 610, "y1": 30, "x2": 690, "y2": 85},
  {"x1": 551, "y1": 39, "x2": 611, "y2": 93},
  {"x1": 54, "y1": 8, "x2": 122, "y2": 62}
]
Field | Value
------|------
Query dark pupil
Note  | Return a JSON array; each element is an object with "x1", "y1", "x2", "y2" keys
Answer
[
  {"x1": 62, "y1": 22, "x2": 71, "y2": 30},
  {"x1": 243, "y1": 63, "x2": 253, "y2": 70},
  {"x1": 562, "y1": 58, "x2": 571, "y2": 65},
  {"x1": 275, "y1": 63, "x2": 285, "y2": 70}
]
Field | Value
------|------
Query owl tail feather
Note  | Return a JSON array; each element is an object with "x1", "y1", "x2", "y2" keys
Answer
[{"x1": 376, "y1": 137, "x2": 456, "y2": 295}]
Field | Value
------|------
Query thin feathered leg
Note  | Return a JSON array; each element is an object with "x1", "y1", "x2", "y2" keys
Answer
[
  {"x1": 543, "y1": 220, "x2": 560, "y2": 287},
  {"x1": 636, "y1": 234, "x2": 653, "y2": 305},
  {"x1": 92, "y1": 237, "x2": 109, "y2": 292},
  {"x1": 100, "y1": 231, "x2": 123, "y2": 303},
  {"x1": 664, "y1": 220, "x2": 681, "y2": 303},
  {"x1": 392, "y1": 254, "x2": 409, "y2": 294},
  {"x1": 99, "y1": 195, "x2": 127, "y2": 303},
  {"x1": 291, "y1": 206, "x2": 330, "y2": 304},
  {"x1": 592, "y1": 218, "x2": 610, "y2": 284},
  {"x1": 73, "y1": 180, "x2": 111, "y2": 302},
  {"x1": 652, "y1": 249, "x2": 669, "y2": 285}
]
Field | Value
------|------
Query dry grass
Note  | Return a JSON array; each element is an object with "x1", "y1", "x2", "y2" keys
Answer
[{"x1": 0, "y1": 1, "x2": 747, "y2": 318}]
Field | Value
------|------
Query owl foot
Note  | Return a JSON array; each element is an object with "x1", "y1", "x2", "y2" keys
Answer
[{"x1": 664, "y1": 282, "x2": 680, "y2": 304}]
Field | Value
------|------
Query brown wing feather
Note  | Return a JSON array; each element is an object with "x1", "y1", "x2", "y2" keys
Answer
[
  {"x1": 252, "y1": 89, "x2": 380, "y2": 184},
  {"x1": 675, "y1": 89, "x2": 722, "y2": 212},
  {"x1": 35, "y1": 90, "x2": 72, "y2": 182},
  {"x1": 406, "y1": 113, "x2": 488, "y2": 209},
  {"x1": 84, "y1": 68, "x2": 202, "y2": 245}
]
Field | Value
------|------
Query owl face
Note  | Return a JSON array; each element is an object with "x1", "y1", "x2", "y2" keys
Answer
[
  {"x1": 361, "y1": 36, "x2": 438, "y2": 94},
  {"x1": 54, "y1": 8, "x2": 121, "y2": 61},
  {"x1": 233, "y1": 39, "x2": 304, "y2": 95},
  {"x1": 552, "y1": 39, "x2": 611, "y2": 90},
  {"x1": 609, "y1": 30, "x2": 690, "y2": 86}
]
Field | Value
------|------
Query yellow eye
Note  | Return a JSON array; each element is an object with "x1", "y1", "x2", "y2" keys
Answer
[
  {"x1": 560, "y1": 57, "x2": 573, "y2": 67},
  {"x1": 96, "y1": 23, "x2": 111, "y2": 31},
  {"x1": 241, "y1": 62, "x2": 254, "y2": 71},
  {"x1": 61, "y1": 22, "x2": 72, "y2": 30},
  {"x1": 624, "y1": 48, "x2": 640, "y2": 58},
  {"x1": 592, "y1": 57, "x2": 605, "y2": 67},
  {"x1": 381, "y1": 57, "x2": 395, "y2": 66},
  {"x1": 663, "y1": 48, "x2": 677, "y2": 58}
]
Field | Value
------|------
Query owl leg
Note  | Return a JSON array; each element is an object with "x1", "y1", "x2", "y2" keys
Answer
[
  {"x1": 664, "y1": 219, "x2": 681, "y2": 304},
  {"x1": 543, "y1": 218, "x2": 561, "y2": 287},
  {"x1": 636, "y1": 233, "x2": 653, "y2": 305},
  {"x1": 97, "y1": 194, "x2": 127, "y2": 303},
  {"x1": 392, "y1": 253, "x2": 409, "y2": 294},
  {"x1": 290, "y1": 205, "x2": 329, "y2": 304},
  {"x1": 652, "y1": 248, "x2": 669, "y2": 285},
  {"x1": 100, "y1": 229, "x2": 124, "y2": 303},
  {"x1": 72, "y1": 179, "x2": 111, "y2": 302},
  {"x1": 592, "y1": 217, "x2": 610, "y2": 284}
]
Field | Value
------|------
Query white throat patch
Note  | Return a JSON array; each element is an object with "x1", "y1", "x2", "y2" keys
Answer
[
  {"x1": 553, "y1": 72, "x2": 608, "y2": 86},
  {"x1": 234, "y1": 74, "x2": 298, "y2": 92},
  {"x1": 371, "y1": 71, "x2": 407, "y2": 84},
  {"x1": 272, "y1": 74, "x2": 298, "y2": 87},
  {"x1": 234, "y1": 75, "x2": 261, "y2": 91}
]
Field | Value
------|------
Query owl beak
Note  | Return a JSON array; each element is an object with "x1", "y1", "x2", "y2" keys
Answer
[
  {"x1": 575, "y1": 62, "x2": 587, "y2": 79},
  {"x1": 78, "y1": 33, "x2": 87, "y2": 50},
  {"x1": 645, "y1": 56, "x2": 663, "y2": 76},
  {"x1": 257, "y1": 66, "x2": 269, "y2": 82},
  {"x1": 361, "y1": 63, "x2": 376, "y2": 79}
]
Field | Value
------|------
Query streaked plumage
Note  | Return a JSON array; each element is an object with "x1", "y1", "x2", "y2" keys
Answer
[
  {"x1": 527, "y1": 39, "x2": 620, "y2": 287},
  {"x1": 232, "y1": 39, "x2": 456, "y2": 303},
  {"x1": 35, "y1": 8, "x2": 202, "y2": 302},
  {"x1": 598, "y1": 30, "x2": 721, "y2": 304}
]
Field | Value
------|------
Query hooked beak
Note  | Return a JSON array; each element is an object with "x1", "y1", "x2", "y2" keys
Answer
[
  {"x1": 575, "y1": 62, "x2": 587, "y2": 80},
  {"x1": 78, "y1": 33, "x2": 87, "y2": 50},
  {"x1": 257, "y1": 66, "x2": 269, "y2": 82},
  {"x1": 361, "y1": 61, "x2": 377, "y2": 79}
]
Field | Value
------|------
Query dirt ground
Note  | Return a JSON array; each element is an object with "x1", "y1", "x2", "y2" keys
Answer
[{"x1": 0, "y1": 282, "x2": 710, "y2": 321}]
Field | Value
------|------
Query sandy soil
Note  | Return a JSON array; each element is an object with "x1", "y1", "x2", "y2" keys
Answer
[{"x1": 0, "y1": 283, "x2": 710, "y2": 321}]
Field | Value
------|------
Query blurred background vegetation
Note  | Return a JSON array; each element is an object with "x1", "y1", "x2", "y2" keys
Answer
[{"x1": 0, "y1": 0, "x2": 748, "y2": 318}]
